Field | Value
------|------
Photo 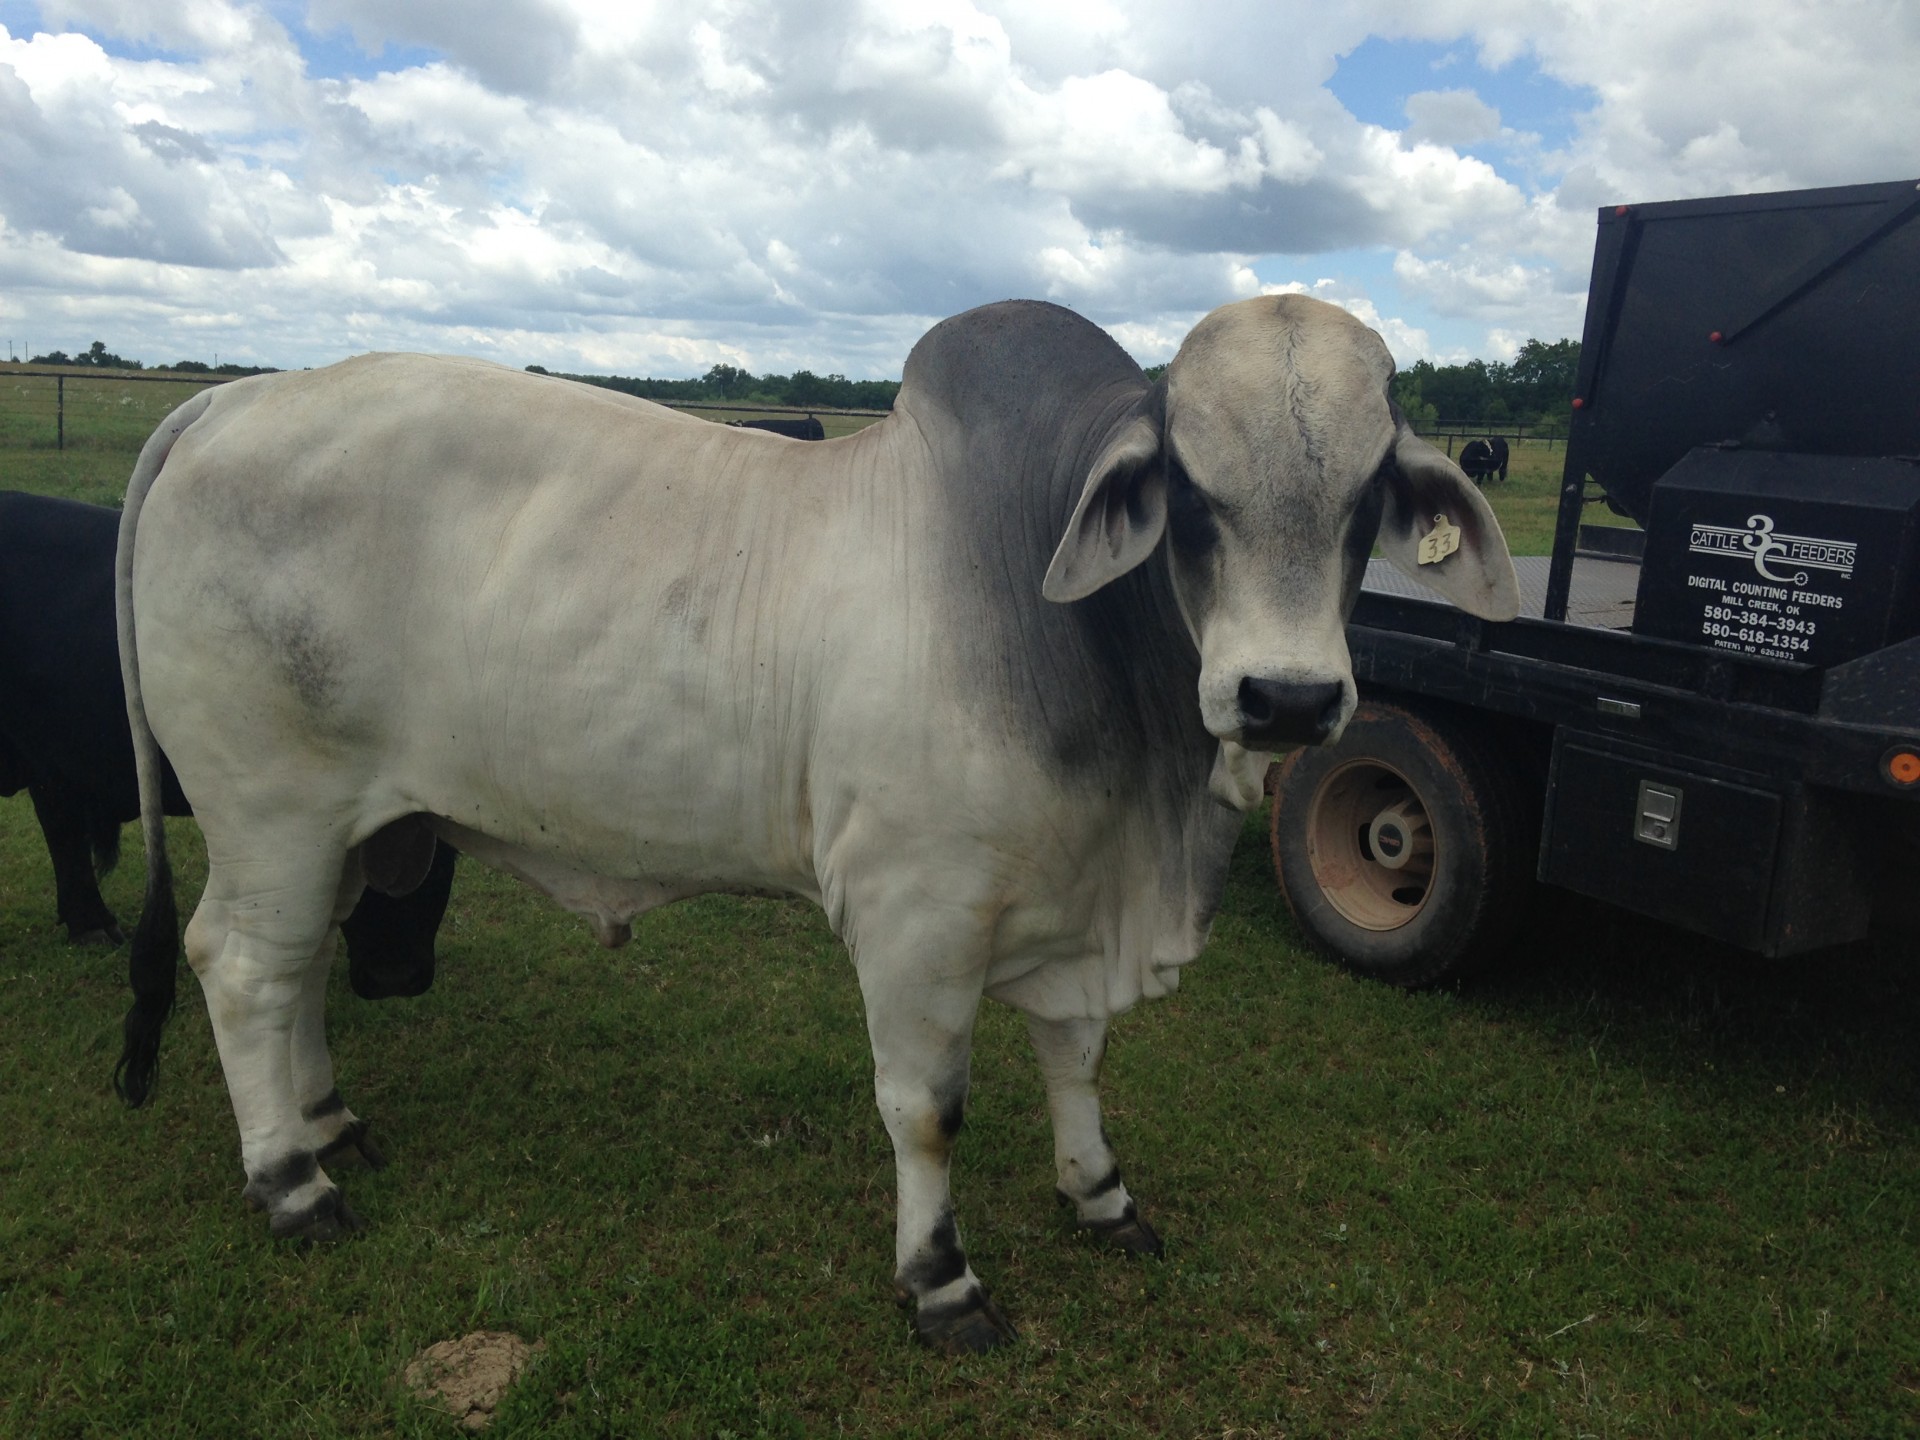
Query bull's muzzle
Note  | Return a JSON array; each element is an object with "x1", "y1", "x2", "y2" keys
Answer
[{"x1": 1235, "y1": 676, "x2": 1346, "y2": 748}]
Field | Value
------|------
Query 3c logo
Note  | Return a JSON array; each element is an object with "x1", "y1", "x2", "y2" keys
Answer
[{"x1": 1741, "y1": 515, "x2": 1809, "y2": 585}]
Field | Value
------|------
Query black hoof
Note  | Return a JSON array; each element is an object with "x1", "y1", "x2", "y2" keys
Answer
[
  {"x1": 1080, "y1": 1208, "x2": 1164, "y2": 1258},
  {"x1": 318, "y1": 1120, "x2": 389, "y2": 1172},
  {"x1": 268, "y1": 1187, "x2": 362, "y2": 1242},
  {"x1": 914, "y1": 1288, "x2": 1017, "y2": 1356},
  {"x1": 69, "y1": 924, "x2": 125, "y2": 947}
]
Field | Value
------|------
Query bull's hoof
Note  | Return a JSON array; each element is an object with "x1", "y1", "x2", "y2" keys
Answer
[
  {"x1": 913, "y1": 1287, "x2": 1018, "y2": 1356},
  {"x1": 268, "y1": 1188, "x2": 363, "y2": 1242},
  {"x1": 318, "y1": 1120, "x2": 389, "y2": 1172},
  {"x1": 68, "y1": 923, "x2": 126, "y2": 947},
  {"x1": 1055, "y1": 1186, "x2": 1165, "y2": 1257},
  {"x1": 1079, "y1": 1208, "x2": 1164, "y2": 1258}
]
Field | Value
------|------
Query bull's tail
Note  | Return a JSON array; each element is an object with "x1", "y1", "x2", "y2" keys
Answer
[{"x1": 112, "y1": 387, "x2": 218, "y2": 1108}]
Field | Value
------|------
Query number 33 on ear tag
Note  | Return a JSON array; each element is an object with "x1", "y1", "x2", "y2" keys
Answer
[{"x1": 1418, "y1": 513, "x2": 1461, "y2": 566}]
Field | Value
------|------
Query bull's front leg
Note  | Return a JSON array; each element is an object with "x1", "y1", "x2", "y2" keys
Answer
[
  {"x1": 1025, "y1": 1013, "x2": 1162, "y2": 1255},
  {"x1": 855, "y1": 951, "x2": 1016, "y2": 1355}
]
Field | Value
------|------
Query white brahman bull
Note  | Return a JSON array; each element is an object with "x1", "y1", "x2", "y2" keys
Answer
[{"x1": 114, "y1": 295, "x2": 1518, "y2": 1353}]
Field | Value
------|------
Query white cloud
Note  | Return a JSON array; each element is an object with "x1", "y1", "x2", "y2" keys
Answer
[
  {"x1": 306, "y1": 0, "x2": 582, "y2": 94},
  {"x1": 38, "y1": 0, "x2": 262, "y2": 54},
  {"x1": 1258, "y1": 276, "x2": 1446, "y2": 366},
  {"x1": 1403, "y1": 88, "x2": 1500, "y2": 148},
  {"x1": 1, "y1": 0, "x2": 1916, "y2": 375},
  {"x1": 0, "y1": 29, "x2": 285, "y2": 268}
]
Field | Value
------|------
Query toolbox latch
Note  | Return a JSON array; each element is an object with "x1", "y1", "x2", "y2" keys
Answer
[{"x1": 1635, "y1": 780, "x2": 1683, "y2": 849}]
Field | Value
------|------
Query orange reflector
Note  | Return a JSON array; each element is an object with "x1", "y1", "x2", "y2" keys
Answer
[{"x1": 1888, "y1": 750, "x2": 1920, "y2": 787}]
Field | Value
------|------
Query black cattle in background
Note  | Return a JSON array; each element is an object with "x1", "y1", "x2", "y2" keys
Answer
[
  {"x1": 1457, "y1": 436, "x2": 1510, "y2": 485},
  {"x1": 0, "y1": 491, "x2": 453, "y2": 999},
  {"x1": 726, "y1": 415, "x2": 826, "y2": 440}
]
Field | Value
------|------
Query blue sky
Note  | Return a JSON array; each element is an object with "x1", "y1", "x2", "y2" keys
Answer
[
  {"x1": 1329, "y1": 35, "x2": 1594, "y2": 152},
  {"x1": 1288, "y1": 34, "x2": 1602, "y2": 357},
  {"x1": 3, "y1": 1, "x2": 1915, "y2": 377}
]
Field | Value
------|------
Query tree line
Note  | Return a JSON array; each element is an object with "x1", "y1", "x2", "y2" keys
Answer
[
  {"x1": 1389, "y1": 338, "x2": 1580, "y2": 430},
  {"x1": 18, "y1": 340, "x2": 277, "y2": 377},
  {"x1": 562, "y1": 336, "x2": 1581, "y2": 424},
  {"x1": 1143, "y1": 335, "x2": 1579, "y2": 433},
  {"x1": 19, "y1": 334, "x2": 1579, "y2": 428},
  {"x1": 530, "y1": 362, "x2": 901, "y2": 411}
]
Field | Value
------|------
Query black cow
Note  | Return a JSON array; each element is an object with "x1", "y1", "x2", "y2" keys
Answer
[
  {"x1": 0, "y1": 491, "x2": 453, "y2": 1000},
  {"x1": 726, "y1": 415, "x2": 826, "y2": 440},
  {"x1": 1458, "y1": 436, "x2": 1510, "y2": 485}
]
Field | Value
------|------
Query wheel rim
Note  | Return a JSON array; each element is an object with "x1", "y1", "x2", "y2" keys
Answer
[{"x1": 1303, "y1": 758, "x2": 1437, "y2": 931}]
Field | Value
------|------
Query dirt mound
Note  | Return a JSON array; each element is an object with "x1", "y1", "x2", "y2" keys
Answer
[{"x1": 403, "y1": 1330, "x2": 544, "y2": 1431}]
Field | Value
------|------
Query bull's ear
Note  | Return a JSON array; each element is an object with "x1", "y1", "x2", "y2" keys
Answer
[
  {"x1": 1043, "y1": 415, "x2": 1167, "y2": 602},
  {"x1": 1377, "y1": 421, "x2": 1521, "y2": 621}
]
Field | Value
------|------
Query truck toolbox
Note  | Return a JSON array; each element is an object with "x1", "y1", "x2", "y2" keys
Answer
[{"x1": 1539, "y1": 732, "x2": 1873, "y2": 955}]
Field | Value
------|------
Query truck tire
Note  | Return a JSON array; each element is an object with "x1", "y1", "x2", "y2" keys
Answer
[{"x1": 1269, "y1": 700, "x2": 1535, "y2": 987}]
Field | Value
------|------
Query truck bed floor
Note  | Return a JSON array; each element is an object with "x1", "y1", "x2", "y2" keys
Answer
[{"x1": 1363, "y1": 554, "x2": 1640, "y2": 629}]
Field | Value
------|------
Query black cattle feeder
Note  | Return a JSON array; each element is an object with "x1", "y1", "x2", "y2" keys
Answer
[
  {"x1": 727, "y1": 414, "x2": 826, "y2": 440},
  {"x1": 1270, "y1": 177, "x2": 1920, "y2": 983}
]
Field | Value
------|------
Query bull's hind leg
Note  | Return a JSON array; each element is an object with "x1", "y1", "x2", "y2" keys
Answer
[
  {"x1": 1025, "y1": 1014, "x2": 1162, "y2": 1255},
  {"x1": 853, "y1": 933, "x2": 1016, "y2": 1355},
  {"x1": 186, "y1": 836, "x2": 362, "y2": 1240},
  {"x1": 28, "y1": 781, "x2": 123, "y2": 945},
  {"x1": 291, "y1": 849, "x2": 389, "y2": 1173}
]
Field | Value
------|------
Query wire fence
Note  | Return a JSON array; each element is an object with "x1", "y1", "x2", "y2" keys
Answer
[
  {"x1": 0, "y1": 367, "x2": 899, "y2": 452},
  {"x1": 3, "y1": 365, "x2": 1566, "y2": 455},
  {"x1": 1419, "y1": 418, "x2": 1567, "y2": 453},
  {"x1": 2, "y1": 368, "x2": 229, "y2": 453}
]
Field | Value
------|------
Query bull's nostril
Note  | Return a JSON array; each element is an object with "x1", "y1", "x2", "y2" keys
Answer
[
  {"x1": 1318, "y1": 690, "x2": 1345, "y2": 735},
  {"x1": 1237, "y1": 676, "x2": 1277, "y2": 728},
  {"x1": 1237, "y1": 677, "x2": 1345, "y2": 746}
]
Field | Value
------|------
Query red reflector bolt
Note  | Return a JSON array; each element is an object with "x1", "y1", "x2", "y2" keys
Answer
[
  {"x1": 1614, "y1": 205, "x2": 1629, "y2": 216},
  {"x1": 1709, "y1": 330, "x2": 1725, "y2": 344},
  {"x1": 1886, "y1": 749, "x2": 1920, "y2": 787},
  {"x1": 1571, "y1": 397, "x2": 1585, "y2": 410}
]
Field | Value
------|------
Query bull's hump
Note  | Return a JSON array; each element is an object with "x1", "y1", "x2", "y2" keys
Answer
[{"x1": 900, "y1": 300, "x2": 1145, "y2": 426}]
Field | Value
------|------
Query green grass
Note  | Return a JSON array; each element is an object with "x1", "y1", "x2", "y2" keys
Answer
[
  {"x1": 2, "y1": 371, "x2": 224, "y2": 507},
  {"x1": 1430, "y1": 436, "x2": 1640, "y2": 558},
  {"x1": 4, "y1": 376, "x2": 1917, "y2": 1438},
  {"x1": 0, "y1": 367, "x2": 884, "y2": 494},
  {"x1": 6, "y1": 806, "x2": 1919, "y2": 1437}
]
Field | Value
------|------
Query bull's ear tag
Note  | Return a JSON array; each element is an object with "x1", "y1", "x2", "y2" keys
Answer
[{"x1": 1418, "y1": 513, "x2": 1461, "y2": 566}]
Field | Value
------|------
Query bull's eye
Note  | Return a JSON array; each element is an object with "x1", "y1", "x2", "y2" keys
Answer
[
  {"x1": 1165, "y1": 459, "x2": 1220, "y2": 553},
  {"x1": 1342, "y1": 469, "x2": 1388, "y2": 586}
]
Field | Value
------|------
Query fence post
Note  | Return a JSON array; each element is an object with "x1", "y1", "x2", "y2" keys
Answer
[{"x1": 57, "y1": 374, "x2": 64, "y2": 451}]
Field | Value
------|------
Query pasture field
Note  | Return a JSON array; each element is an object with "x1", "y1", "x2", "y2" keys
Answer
[
  {"x1": 2, "y1": 369, "x2": 219, "y2": 508},
  {"x1": 1427, "y1": 435, "x2": 1565, "y2": 555},
  {"x1": 0, "y1": 367, "x2": 886, "y2": 493},
  {"x1": 4, "y1": 378, "x2": 1919, "y2": 1437}
]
